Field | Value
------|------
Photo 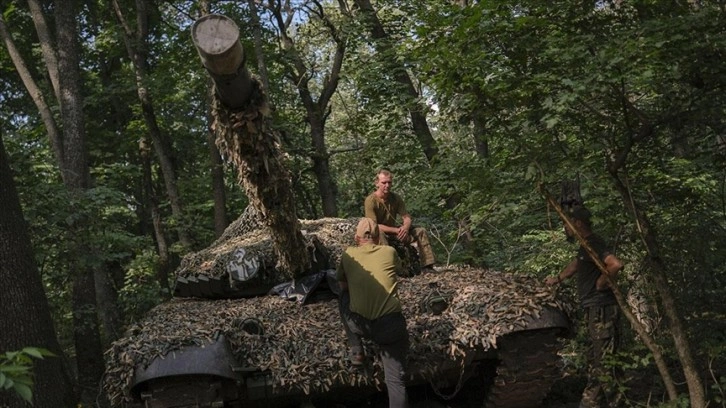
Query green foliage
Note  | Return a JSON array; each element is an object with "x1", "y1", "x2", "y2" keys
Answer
[
  {"x1": 2, "y1": 1, "x2": 726, "y2": 405},
  {"x1": 0, "y1": 348, "x2": 55, "y2": 404},
  {"x1": 118, "y1": 249, "x2": 164, "y2": 323}
]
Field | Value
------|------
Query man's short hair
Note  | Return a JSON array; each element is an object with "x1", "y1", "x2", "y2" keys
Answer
[
  {"x1": 375, "y1": 168, "x2": 392, "y2": 182},
  {"x1": 356, "y1": 217, "x2": 379, "y2": 239}
]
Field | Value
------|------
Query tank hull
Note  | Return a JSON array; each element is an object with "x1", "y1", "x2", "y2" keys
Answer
[{"x1": 106, "y1": 267, "x2": 572, "y2": 408}]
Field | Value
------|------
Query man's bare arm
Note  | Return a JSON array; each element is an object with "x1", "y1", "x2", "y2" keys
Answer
[
  {"x1": 545, "y1": 258, "x2": 577, "y2": 286},
  {"x1": 596, "y1": 254, "x2": 623, "y2": 290}
]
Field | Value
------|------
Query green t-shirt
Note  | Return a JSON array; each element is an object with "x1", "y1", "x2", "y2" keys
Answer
[
  {"x1": 364, "y1": 192, "x2": 407, "y2": 227},
  {"x1": 336, "y1": 243, "x2": 403, "y2": 320}
]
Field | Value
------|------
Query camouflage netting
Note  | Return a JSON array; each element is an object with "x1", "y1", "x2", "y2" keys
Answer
[
  {"x1": 103, "y1": 266, "x2": 575, "y2": 405},
  {"x1": 212, "y1": 77, "x2": 309, "y2": 278},
  {"x1": 175, "y1": 217, "x2": 357, "y2": 284}
]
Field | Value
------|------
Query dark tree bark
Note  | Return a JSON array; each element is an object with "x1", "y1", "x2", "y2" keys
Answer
[
  {"x1": 352, "y1": 0, "x2": 439, "y2": 163},
  {"x1": 5, "y1": 1, "x2": 110, "y2": 402},
  {"x1": 95, "y1": 265, "x2": 124, "y2": 344},
  {"x1": 608, "y1": 167, "x2": 705, "y2": 406},
  {"x1": 53, "y1": 1, "x2": 107, "y2": 405},
  {"x1": 0, "y1": 135, "x2": 75, "y2": 408}
]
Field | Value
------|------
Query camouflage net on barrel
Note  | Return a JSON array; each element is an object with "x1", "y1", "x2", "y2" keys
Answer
[
  {"x1": 212, "y1": 77, "x2": 309, "y2": 279},
  {"x1": 103, "y1": 266, "x2": 575, "y2": 405}
]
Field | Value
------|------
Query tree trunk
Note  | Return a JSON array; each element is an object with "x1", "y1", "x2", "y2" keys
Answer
[
  {"x1": 0, "y1": 135, "x2": 75, "y2": 408},
  {"x1": 0, "y1": 12, "x2": 63, "y2": 166},
  {"x1": 247, "y1": 0, "x2": 271, "y2": 93},
  {"x1": 141, "y1": 137, "x2": 172, "y2": 295},
  {"x1": 471, "y1": 112, "x2": 490, "y2": 159},
  {"x1": 266, "y1": 0, "x2": 342, "y2": 216},
  {"x1": 112, "y1": 0, "x2": 194, "y2": 250},
  {"x1": 604, "y1": 90, "x2": 706, "y2": 405},
  {"x1": 608, "y1": 170, "x2": 706, "y2": 407},
  {"x1": 26, "y1": 0, "x2": 60, "y2": 101},
  {"x1": 353, "y1": 0, "x2": 439, "y2": 162},
  {"x1": 54, "y1": 1, "x2": 107, "y2": 405},
  {"x1": 95, "y1": 265, "x2": 124, "y2": 344},
  {"x1": 304, "y1": 101, "x2": 338, "y2": 216}
]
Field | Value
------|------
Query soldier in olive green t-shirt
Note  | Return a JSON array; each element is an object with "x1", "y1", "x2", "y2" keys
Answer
[
  {"x1": 364, "y1": 169, "x2": 436, "y2": 272},
  {"x1": 337, "y1": 217, "x2": 409, "y2": 408}
]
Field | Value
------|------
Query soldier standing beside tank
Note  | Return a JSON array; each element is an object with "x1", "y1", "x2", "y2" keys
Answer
[
  {"x1": 545, "y1": 207, "x2": 624, "y2": 408},
  {"x1": 337, "y1": 218, "x2": 409, "y2": 408},
  {"x1": 364, "y1": 168, "x2": 436, "y2": 274}
]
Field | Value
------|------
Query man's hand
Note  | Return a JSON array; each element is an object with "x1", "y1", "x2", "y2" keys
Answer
[
  {"x1": 544, "y1": 275, "x2": 561, "y2": 286},
  {"x1": 396, "y1": 226, "x2": 409, "y2": 241},
  {"x1": 596, "y1": 274, "x2": 610, "y2": 291}
]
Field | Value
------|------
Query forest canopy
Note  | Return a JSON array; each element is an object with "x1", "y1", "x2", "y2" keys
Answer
[{"x1": 1, "y1": 0, "x2": 725, "y2": 406}]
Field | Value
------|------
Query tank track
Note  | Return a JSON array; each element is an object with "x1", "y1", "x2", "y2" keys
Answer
[{"x1": 483, "y1": 328, "x2": 564, "y2": 408}]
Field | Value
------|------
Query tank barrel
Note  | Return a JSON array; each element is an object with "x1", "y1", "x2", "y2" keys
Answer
[
  {"x1": 190, "y1": 14, "x2": 311, "y2": 279},
  {"x1": 191, "y1": 14, "x2": 254, "y2": 110}
]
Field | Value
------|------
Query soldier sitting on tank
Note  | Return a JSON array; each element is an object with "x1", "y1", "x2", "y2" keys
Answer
[
  {"x1": 337, "y1": 218, "x2": 409, "y2": 408},
  {"x1": 364, "y1": 168, "x2": 436, "y2": 274}
]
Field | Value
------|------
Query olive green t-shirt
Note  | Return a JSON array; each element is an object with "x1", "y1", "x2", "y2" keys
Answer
[
  {"x1": 336, "y1": 243, "x2": 403, "y2": 320},
  {"x1": 364, "y1": 192, "x2": 406, "y2": 227}
]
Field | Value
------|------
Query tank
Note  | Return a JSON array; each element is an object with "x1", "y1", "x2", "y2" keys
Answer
[
  {"x1": 103, "y1": 216, "x2": 574, "y2": 408},
  {"x1": 101, "y1": 14, "x2": 575, "y2": 407}
]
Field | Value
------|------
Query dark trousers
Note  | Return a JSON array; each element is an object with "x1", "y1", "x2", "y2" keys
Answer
[
  {"x1": 338, "y1": 292, "x2": 409, "y2": 408},
  {"x1": 581, "y1": 304, "x2": 621, "y2": 408}
]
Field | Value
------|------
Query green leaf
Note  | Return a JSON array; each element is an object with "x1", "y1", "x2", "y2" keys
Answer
[
  {"x1": 0, "y1": 365, "x2": 31, "y2": 373},
  {"x1": 14, "y1": 382, "x2": 33, "y2": 403},
  {"x1": 21, "y1": 347, "x2": 45, "y2": 359},
  {"x1": 544, "y1": 116, "x2": 559, "y2": 129}
]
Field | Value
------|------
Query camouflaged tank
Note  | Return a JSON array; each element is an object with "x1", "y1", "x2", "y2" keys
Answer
[
  {"x1": 101, "y1": 14, "x2": 574, "y2": 408},
  {"x1": 103, "y1": 212, "x2": 574, "y2": 408}
]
